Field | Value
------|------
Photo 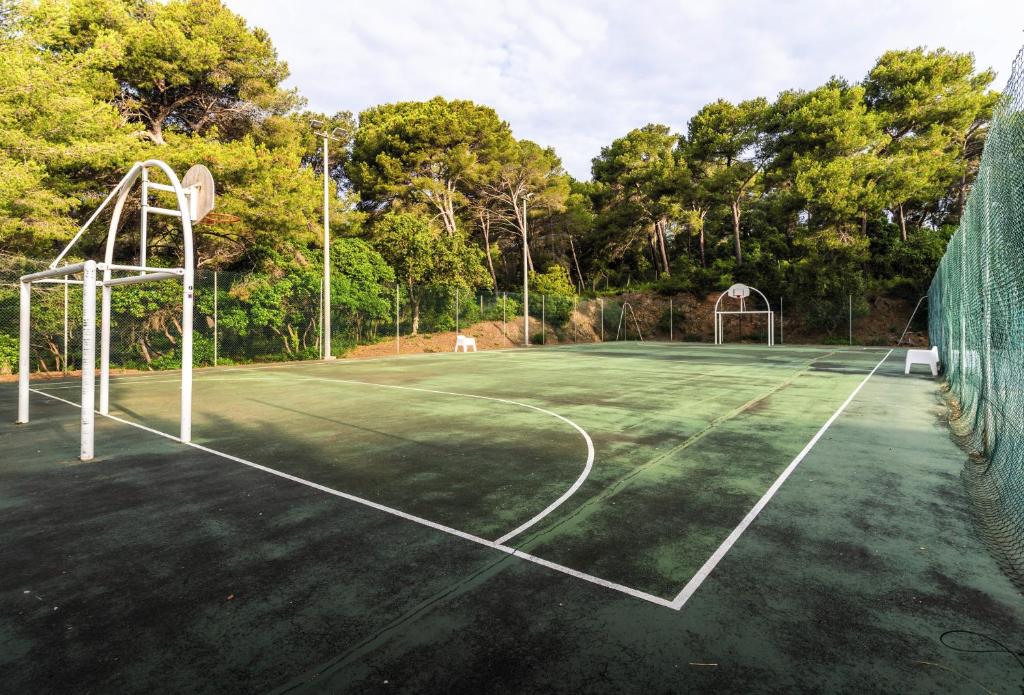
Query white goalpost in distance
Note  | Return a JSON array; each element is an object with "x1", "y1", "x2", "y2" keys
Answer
[
  {"x1": 16, "y1": 159, "x2": 213, "y2": 460},
  {"x1": 714, "y1": 283, "x2": 775, "y2": 346}
]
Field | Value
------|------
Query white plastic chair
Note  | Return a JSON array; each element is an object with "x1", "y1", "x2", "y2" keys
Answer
[
  {"x1": 905, "y1": 346, "x2": 939, "y2": 376},
  {"x1": 454, "y1": 335, "x2": 477, "y2": 352}
]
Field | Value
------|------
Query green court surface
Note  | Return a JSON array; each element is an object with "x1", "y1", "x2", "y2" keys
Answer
[{"x1": 1, "y1": 343, "x2": 1022, "y2": 693}]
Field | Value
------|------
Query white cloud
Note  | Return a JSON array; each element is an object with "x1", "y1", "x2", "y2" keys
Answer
[{"x1": 225, "y1": 0, "x2": 1024, "y2": 178}]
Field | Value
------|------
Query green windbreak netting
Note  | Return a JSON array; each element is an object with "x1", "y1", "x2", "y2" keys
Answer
[{"x1": 928, "y1": 45, "x2": 1024, "y2": 589}]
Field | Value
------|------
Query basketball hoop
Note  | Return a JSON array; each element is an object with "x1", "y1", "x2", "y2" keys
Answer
[
  {"x1": 714, "y1": 283, "x2": 775, "y2": 346},
  {"x1": 179, "y1": 166, "x2": 239, "y2": 224},
  {"x1": 182, "y1": 164, "x2": 215, "y2": 222},
  {"x1": 727, "y1": 283, "x2": 751, "y2": 299},
  {"x1": 196, "y1": 211, "x2": 241, "y2": 225}
]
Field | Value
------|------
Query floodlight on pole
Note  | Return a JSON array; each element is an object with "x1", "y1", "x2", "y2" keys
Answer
[
  {"x1": 312, "y1": 120, "x2": 343, "y2": 360},
  {"x1": 522, "y1": 192, "x2": 534, "y2": 347}
]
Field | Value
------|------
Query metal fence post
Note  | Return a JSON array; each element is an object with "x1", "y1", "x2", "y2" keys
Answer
[
  {"x1": 80, "y1": 261, "x2": 96, "y2": 461},
  {"x1": 63, "y1": 280, "x2": 69, "y2": 374},
  {"x1": 542, "y1": 294, "x2": 546, "y2": 345},
  {"x1": 455, "y1": 286, "x2": 460, "y2": 335},
  {"x1": 600, "y1": 298, "x2": 604, "y2": 342},
  {"x1": 780, "y1": 296, "x2": 784, "y2": 345},
  {"x1": 395, "y1": 283, "x2": 400, "y2": 355},
  {"x1": 669, "y1": 297, "x2": 673, "y2": 342},
  {"x1": 213, "y1": 271, "x2": 218, "y2": 366},
  {"x1": 849, "y1": 294, "x2": 853, "y2": 346},
  {"x1": 524, "y1": 286, "x2": 529, "y2": 348},
  {"x1": 17, "y1": 280, "x2": 30, "y2": 423},
  {"x1": 573, "y1": 296, "x2": 578, "y2": 343},
  {"x1": 502, "y1": 291, "x2": 506, "y2": 342}
]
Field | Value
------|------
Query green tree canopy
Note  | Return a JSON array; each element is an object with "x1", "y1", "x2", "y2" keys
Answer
[
  {"x1": 864, "y1": 47, "x2": 997, "y2": 239},
  {"x1": 28, "y1": 0, "x2": 299, "y2": 144},
  {"x1": 592, "y1": 124, "x2": 684, "y2": 277},
  {"x1": 684, "y1": 97, "x2": 769, "y2": 265},
  {"x1": 369, "y1": 212, "x2": 489, "y2": 333},
  {"x1": 350, "y1": 97, "x2": 515, "y2": 235}
]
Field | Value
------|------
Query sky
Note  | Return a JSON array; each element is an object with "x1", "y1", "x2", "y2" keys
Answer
[{"x1": 224, "y1": 0, "x2": 1024, "y2": 179}]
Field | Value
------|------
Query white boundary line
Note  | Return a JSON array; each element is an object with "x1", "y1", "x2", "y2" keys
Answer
[
  {"x1": 28, "y1": 387, "x2": 669, "y2": 608},
  {"x1": 667, "y1": 348, "x2": 893, "y2": 610},
  {"x1": 19, "y1": 347, "x2": 526, "y2": 389},
  {"x1": 26, "y1": 348, "x2": 892, "y2": 612},
  {"x1": 225, "y1": 369, "x2": 595, "y2": 545},
  {"x1": 32, "y1": 367, "x2": 598, "y2": 544}
]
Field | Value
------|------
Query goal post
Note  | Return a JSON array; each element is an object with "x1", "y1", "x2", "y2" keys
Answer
[
  {"x1": 15, "y1": 159, "x2": 212, "y2": 460},
  {"x1": 16, "y1": 261, "x2": 98, "y2": 459},
  {"x1": 713, "y1": 283, "x2": 775, "y2": 346}
]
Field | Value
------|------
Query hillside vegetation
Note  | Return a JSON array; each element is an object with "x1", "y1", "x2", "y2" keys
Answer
[{"x1": 0, "y1": 0, "x2": 999, "y2": 350}]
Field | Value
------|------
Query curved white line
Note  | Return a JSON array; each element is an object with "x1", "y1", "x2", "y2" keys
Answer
[
  {"x1": 40, "y1": 364, "x2": 596, "y2": 540},
  {"x1": 492, "y1": 423, "x2": 594, "y2": 545},
  {"x1": 28, "y1": 387, "x2": 666, "y2": 608},
  {"x1": 237, "y1": 370, "x2": 596, "y2": 546}
]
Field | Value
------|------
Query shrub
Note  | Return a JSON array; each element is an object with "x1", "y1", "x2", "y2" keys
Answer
[
  {"x1": 528, "y1": 265, "x2": 577, "y2": 327},
  {"x1": 0, "y1": 334, "x2": 17, "y2": 374},
  {"x1": 483, "y1": 295, "x2": 521, "y2": 321}
]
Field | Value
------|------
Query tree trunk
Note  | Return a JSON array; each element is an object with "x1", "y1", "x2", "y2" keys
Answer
[
  {"x1": 142, "y1": 101, "x2": 176, "y2": 145},
  {"x1": 657, "y1": 219, "x2": 671, "y2": 277},
  {"x1": 146, "y1": 119, "x2": 166, "y2": 145},
  {"x1": 140, "y1": 338, "x2": 153, "y2": 366},
  {"x1": 650, "y1": 231, "x2": 660, "y2": 278},
  {"x1": 568, "y1": 234, "x2": 584, "y2": 291},
  {"x1": 480, "y1": 211, "x2": 497, "y2": 288},
  {"x1": 693, "y1": 208, "x2": 708, "y2": 268},
  {"x1": 897, "y1": 203, "x2": 907, "y2": 242},
  {"x1": 731, "y1": 200, "x2": 742, "y2": 265},
  {"x1": 432, "y1": 183, "x2": 458, "y2": 236},
  {"x1": 958, "y1": 169, "x2": 968, "y2": 220},
  {"x1": 409, "y1": 281, "x2": 420, "y2": 335}
]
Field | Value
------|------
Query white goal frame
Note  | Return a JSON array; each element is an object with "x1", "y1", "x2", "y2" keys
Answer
[
  {"x1": 713, "y1": 283, "x2": 775, "y2": 346},
  {"x1": 16, "y1": 159, "x2": 203, "y2": 460}
]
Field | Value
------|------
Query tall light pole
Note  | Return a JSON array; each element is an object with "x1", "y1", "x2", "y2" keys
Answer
[
  {"x1": 522, "y1": 193, "x2": 534, "y2": 347},
  {"x1": 312, "y1": 120, "x2": 342, "y2": 360}
]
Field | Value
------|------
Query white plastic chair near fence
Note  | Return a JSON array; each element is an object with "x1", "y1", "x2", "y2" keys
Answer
[
  {"x1": 905, "y1": 346, "x2": 939, "y2": 376},
  {"x1": 454, "y1": 335, "x2": 477, "y2": 352}
]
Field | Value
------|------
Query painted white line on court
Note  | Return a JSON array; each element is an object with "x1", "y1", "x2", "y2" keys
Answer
[
  {"x1": 30, "y1": 347, "x2": 524, "y2": 389},
  {"x1": 27, "y1": 348, "x2": 893, "y2": 612},
  {"x1": 511, "y1": 548, "x2": 675, "y2": 608},
  {"x1": 228, "y1": 368, "x2": 595, "y2": 545},
  {"x1": 32, "y1": 375, "x2": 281, "y2": 390},
  {"x1": 37, "y1": 363, "x2": 596, "y2": 543},
  {"x1": 668, "y1": 348, "x2": 894, "y2": 610},
  {"x1": 176, "y1": 344, "x2": 526, "y2": 376},
  {"x1": 28, "y1": 387, "x2": 667, "y2": 608}
]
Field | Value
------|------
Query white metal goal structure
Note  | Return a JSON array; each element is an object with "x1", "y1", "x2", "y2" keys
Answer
[
  {"x1": 713, "y1": 283, "x2": 775, "y2": 346},
  {"x1": 16, "y1": 159, "x2": 213, "y2": 460},
  {"x1": 615, "y1": 302, "x2": 645, "y2": 342}
]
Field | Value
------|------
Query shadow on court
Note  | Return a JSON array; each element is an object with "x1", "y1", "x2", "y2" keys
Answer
[{"x1": 1, "y1": 345, "x2": 1022, "y2": 693}]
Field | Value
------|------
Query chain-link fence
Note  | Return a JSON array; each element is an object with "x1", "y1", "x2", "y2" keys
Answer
[
  {"x1": 928, "y1": 44, "x2": 1024, "y2": 589},
  {"x1": 1, "y1": 258, "x2": 579, "y2": 372},
  {"x1": 564, "y1": 291, "x2": 926, "y2": 347},
  {"x1": 2, "y1": 254, "x2": 930, "y2": 376}
]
